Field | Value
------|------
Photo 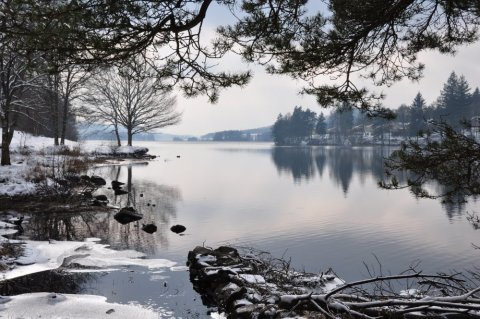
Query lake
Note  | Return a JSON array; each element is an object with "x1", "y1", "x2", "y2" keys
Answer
[{"x1": 4, "y1": 142, "x2": 479, "y2": 317}]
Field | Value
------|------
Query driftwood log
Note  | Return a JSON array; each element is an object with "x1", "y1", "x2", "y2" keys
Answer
[{"x1": 187, "y1": 246, "x2": 480, "y2": 319}]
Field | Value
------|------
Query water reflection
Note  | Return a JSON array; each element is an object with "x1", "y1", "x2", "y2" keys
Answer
[
  {"x1": 269, "y1": 146, "x2": 474, "y2": 219},
  {"x1": 15, "y1": 163, "x2": 182, "y2": 256},
  {"x1": 271, "y1": 146, "x2": 394, "y2": 194},
  {"x1": 0, "y1": 270, "x2": 93, "y2": 295},
  {"x1": 96, "y1": 164, "x2": 182, "y2": 253}
]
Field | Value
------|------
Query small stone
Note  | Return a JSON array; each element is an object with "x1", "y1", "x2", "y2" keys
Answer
[{"x1": 170, "y1": 224, "x2": 186, "y2": 234}]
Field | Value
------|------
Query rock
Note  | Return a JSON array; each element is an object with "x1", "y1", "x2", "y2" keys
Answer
[
  {"x1": 114, "y1": 189, "x2": 129, "y2": 195},
  {"x1": 56, "y1": 179, "x2": 69, "y2": 186},
  {"x1": 95, "y1": 194, "x2": 108, "y2": 201},
  {"x1": 140, "y1": 193, "x2": 143, "y2": 197},
  {"x1": 106, "y1": 309, "x2": 115, "y2": 314},
  {"x1": 0, "y1": 178, "x2": 6, "y2": 183},
  {"x1": 114, "y1": 207, "x2": 143, "y2": 224},
  {"x1": 177, "y1": 155, "x2": 181, "y2": 158},
  {"x1": 91, "y1": 200, "x2": 105, "y2": 206},
  {"x1": 142, "y1": 223, "x2": 157, "y2": 234},
  {"x1": 170, "y1": 224, "x2": 186, "y2": 234},
  {"x1": 90, "y1": 175, "x2": 106, "y2": 186},
  {"x1": 80, "y1": 175, "x2": 91, "y2": 181},
  {"x1": 65, "y1": 175, "x2": 80, "y2": 184}
]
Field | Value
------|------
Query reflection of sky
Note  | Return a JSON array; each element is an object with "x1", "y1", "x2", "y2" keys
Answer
[{"x1": 86, "y1": 142, "x2": 480, "y2": 281}]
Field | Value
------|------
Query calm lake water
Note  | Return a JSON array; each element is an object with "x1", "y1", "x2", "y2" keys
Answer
[{"x1": 5, "y1": 142, "x2": 480, "y2": 317}]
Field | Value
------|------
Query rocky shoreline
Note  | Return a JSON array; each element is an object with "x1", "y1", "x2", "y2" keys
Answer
[{"x1": 187, "y1": 246, "x2": 343, "y2": 318}]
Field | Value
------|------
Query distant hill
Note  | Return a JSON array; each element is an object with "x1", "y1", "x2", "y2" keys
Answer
[
  {"x1": 76, "y1": 123, "x2": 195, "y2": 142},
  {"x1": 201, "y1": 126, "x2": 272, "y2": 141}
]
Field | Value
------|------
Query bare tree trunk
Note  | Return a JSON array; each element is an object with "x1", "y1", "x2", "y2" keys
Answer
[
  {"x1": 114, "y1": 124, "x2": 121, "y2": 147},
  {"x1": 51, "y1": 72, "x2": 60, "y2": 146},
  {"x1": 1, "y1": 121, "x2": 12, "y2": 166},
  {"x1": 53, "y1": 92, "x2": 59, "y2": 146},
  {"x1": 127, "y1": 128, "x2": 133, "y2": 146},
  {"x1": 60, "y1": 97, "x2": 68, "y2": 145}
]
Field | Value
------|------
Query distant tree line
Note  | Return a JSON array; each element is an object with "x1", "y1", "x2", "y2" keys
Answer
[
  {"x1": 272, "y1": 72, "x2": 480, "y2": 146},
  {"x1": 212, "y1": 130, "x2": 272, "y2": 142}
]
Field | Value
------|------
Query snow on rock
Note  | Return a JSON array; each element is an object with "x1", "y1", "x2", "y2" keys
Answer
[
  {"x1": 239, "y1": 274, "x2": 266, "y2": 284},
  {"x1": 2, "y1": 238, "x2": 176, "y2": 281},
  {"x1": 91, "y1": 145, "x2": 149, "y2": 157},
  {"x1": 187, "y1": 246, "x2": 347, "y2": 318},
  {"x1": 0, "y1": 292, "x2": 162, "y2": 319},
  {"x1": 116, "y1": 146, "x2": 148, "y2": 155}
]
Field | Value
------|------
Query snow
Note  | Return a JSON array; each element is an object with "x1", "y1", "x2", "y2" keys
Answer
[
  {"x1": 91, "y1": 144, "x2": 149, "y2": 156},
  {"x1": 323, "y1": 277, "x2": 345, "y2": 292},
  {"x1": 0, "y1": 292, "x2": 162, "y2": 319},
  {"x1": 1, "y1": 238, "x2": 177, "y2": 281},
  {"x1": 0, "y1": 221, "x2": 19, "y2": 235},
  {"x1": 239, "y1": 274, "x2": 266, "y2": 284},
  {"x1": 0, "y1": 130, "x2": 153, "y2": 196},
  {"x1": 0, "y1": 161, "x2": 37, "y2": 196},
  {"x1": 0, "y1": 221, "x2": 16, "y2": 229},
  {"x1": 196, "y1": 254, "x2": 217, "y2": 267},
  {"x1": 400, "y1": 288, "x2": 422, "y2": 297}
]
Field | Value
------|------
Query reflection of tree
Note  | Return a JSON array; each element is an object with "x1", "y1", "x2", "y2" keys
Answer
[
  {"x1": 271, "y1": 146, "x2": 405, "y2": 195},
  {"x1": 328, "y1": 148, "x2": 354, "y2": 195},
  {"x1": 26, "y1": 211, "x2": 110, "y2": 242},
  {"x1": 271, "y1": 147, "x2": 316, "y2": 182},
  {"x1": 101, "y1": 164, "x2": 182, "y2": 254},
  {"x1": 271, "y1": 145, "x2": 463, "y2": 219},
  {"x1": 22, "y1": 163, "x2": 181, "y2": 256},
  {"x1": 315, "y1": 152, "x2": 326, "y2": 177},
  {"x1": 0, "y1": 270, "x2": 93, "y2": 296}
]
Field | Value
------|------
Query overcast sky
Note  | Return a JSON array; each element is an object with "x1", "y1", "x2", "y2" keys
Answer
[{"x1": 161, "y1": 7, "x2": 480, "y2": 137}]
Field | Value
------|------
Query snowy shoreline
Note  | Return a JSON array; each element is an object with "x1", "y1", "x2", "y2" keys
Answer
[{"x1": 0, "y1": 131, "x2": 174, "y2": 318}]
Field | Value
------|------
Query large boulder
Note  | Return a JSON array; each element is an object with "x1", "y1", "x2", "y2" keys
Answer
[{"x1": 90, "y1": 176, "x2": 106, "y2": 186}]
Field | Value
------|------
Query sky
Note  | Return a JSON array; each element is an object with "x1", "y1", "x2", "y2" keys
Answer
[{"x1": 160, "y1": 5, "x2": 480, "y2": 137}]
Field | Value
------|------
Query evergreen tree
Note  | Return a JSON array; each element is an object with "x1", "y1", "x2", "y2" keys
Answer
[
  {"x1": 395, "y1": 104, "x2": 410, "y2": 138},
  {"x1": 272, "y1": 114, "x2": 290, "y2": 145},
  {"x1": 315, "y1": 113, "x2": 327, "y2": 135},
  {"x1": 409, "y1": 93, "x2": 426, "y2": 136},
  {"x1": 333, "y1": 103, "x2": 354, "y2": 142},
  {"x1": 438, "y1": 72, "x2": 472, "y2": 127},
  {"x1": 290, "y1": 106, "x2": 317, "y2": 139},
  {"x1": 470, "y1": 88, "x2": 480, "y2": 117}
]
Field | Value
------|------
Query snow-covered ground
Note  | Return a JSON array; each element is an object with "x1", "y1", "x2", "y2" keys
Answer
[
  {"x1": 0, "y1": 130, "x2": 149, "y2": 196},
  {"x1": 0, "y1": 292, "x2": 165, "y2": 319},
  {"x1": 1, "y1": 236, "x2": 177, "y2": 281},
  {"x1": 0, "y1": 229, "x2": 179, "y2": 317},
  {"x1": 0, "y1": 130, "x2": 174, "y2": 317}
]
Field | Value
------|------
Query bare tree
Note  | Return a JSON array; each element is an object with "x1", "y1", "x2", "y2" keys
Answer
[
  {"x1": 58, "y1": 65, "x2": 92, "y2": 145},
  {"x1": 85, "y1": 58, "x2": 181, "y2": 146},
  {"x1": 0, "y1": 42, "x2": 38, "y2": 165}
]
